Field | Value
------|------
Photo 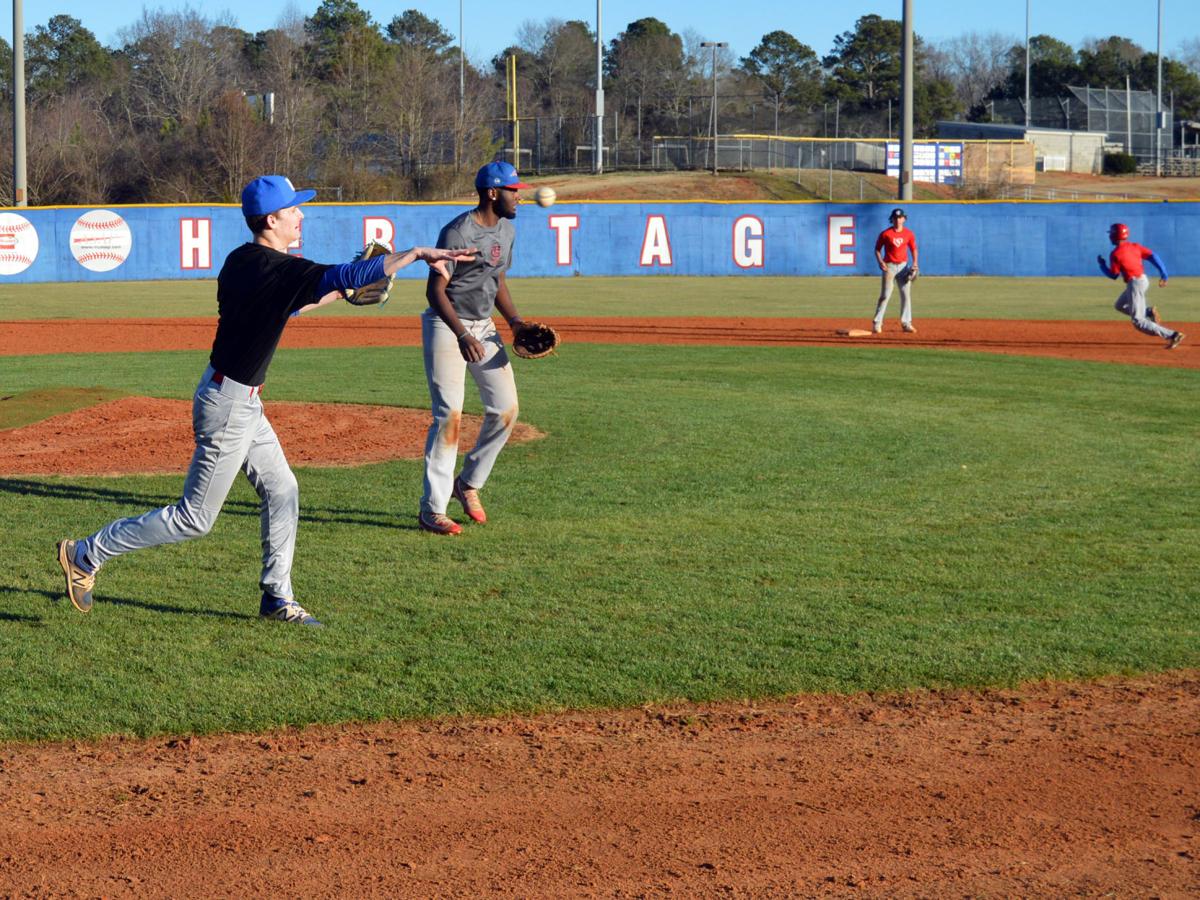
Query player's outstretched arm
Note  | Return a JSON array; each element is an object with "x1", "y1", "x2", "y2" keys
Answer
[{"x1": 386, "y1": 246, "x2": 477, "y2": 279}]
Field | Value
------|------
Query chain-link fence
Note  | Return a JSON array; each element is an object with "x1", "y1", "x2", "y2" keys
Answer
[
  {"x1": 981, "y1": 86, "x2": 1175, "y2": 162},
  {"x1": 478, "y1": 100, "x2": 901, "y2": 174}
]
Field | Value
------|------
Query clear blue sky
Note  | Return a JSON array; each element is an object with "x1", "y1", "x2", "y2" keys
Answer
[{"x1": 2, "y1": 1, "x2": 1197, "y2": 66}]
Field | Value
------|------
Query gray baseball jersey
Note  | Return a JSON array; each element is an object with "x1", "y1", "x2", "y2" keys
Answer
[{"x1": 436, "y1": 211, "x2": 515, "y2": 320}]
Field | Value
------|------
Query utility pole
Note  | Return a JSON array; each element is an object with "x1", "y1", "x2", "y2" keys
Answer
[
  {"x1": 700, "y1": 41, "x2": 727, "y2": 177},
  {"x1": 1156, "y1": 0, "x2": 1163, "y2": 176},
  {"x1": 900, "y1": 0, "x2": 913, "y2": 200},
  {"x1": 457, "y1": 0, "x2": 464, "y2": 171},
  {"x1": 595, "y1": 0, "x2": 604, "y2": 174},
  {"x1": 1024, "y1": 0, "x2": 1032, "y2": 129},
  {"x1": 13, "y1": 0, "x2": 27, "y2": 206}
]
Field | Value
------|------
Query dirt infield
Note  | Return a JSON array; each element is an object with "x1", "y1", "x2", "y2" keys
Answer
[
  {"x1": 2, "y1": 316, "x2": 1197, "y2": 895},
  {"x1": 1, "y1": 673, "x2": 1196, "y2": 896},
  {"x1": 0, "y1": 315, "x2": 1195, "y2": 368},
  {"x1": 0, "y1": 397, "x2": 543, "y2": 476}
]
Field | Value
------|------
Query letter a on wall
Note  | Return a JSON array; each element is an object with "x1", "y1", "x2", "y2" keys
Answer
[{"x1": 640, "y1": 215, "x2": 673, "y2": 267}]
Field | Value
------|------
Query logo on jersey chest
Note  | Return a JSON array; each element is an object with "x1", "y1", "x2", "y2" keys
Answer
[
  {"x1": 891, "y1": 237, "x2": 904, "y2": 247},
  {"x1": 490, "y1": 243, "x2": 503, "y2": 265}
]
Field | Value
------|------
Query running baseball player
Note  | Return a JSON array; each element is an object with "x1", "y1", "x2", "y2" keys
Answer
[
  {"x1": 418, "y1": 160, "x2": 534, "y2": 535},
  {"x1": 1097, "y1": 222, "x2": 1185, "y2": 350},
  {"x1": 872, "y1": 207, "x2": 919, "y2": 334},
  {"x1": 56, "y1": 175, "x2": 473, "y2": 625}
]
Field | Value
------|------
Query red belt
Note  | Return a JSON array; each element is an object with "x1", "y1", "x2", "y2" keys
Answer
[{"x1": 212, "y1": 371, "x2": 262, "y2": 396}]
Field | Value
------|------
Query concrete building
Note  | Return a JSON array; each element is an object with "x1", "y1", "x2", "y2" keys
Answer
[{"x1": 937, "y1": 122, "x2": 1106, "y2": 175}]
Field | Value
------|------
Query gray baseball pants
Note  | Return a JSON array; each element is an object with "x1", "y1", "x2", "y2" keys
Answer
[
  {"x1": 873, "y1": 262, "x2": 914, "y2": 329},
  {"x1": 80, "y1": 366, "x2": 299, "y2": 600},
  {"x1": 420, "y1": 308, "x2": 519, "y2": 515},
  {"x1": 1115, "y1": 274, "x2": 1175, "y2": 339}
]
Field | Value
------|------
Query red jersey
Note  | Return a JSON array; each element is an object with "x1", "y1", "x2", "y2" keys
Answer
[
  {"x1": 875, "y1": 226, "x2": 917, "y2": 264},
  {"x1": 1107, "y1": 241, "x2": 1152, "y2": 282}
]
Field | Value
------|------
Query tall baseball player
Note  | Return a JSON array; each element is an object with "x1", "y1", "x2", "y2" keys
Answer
[
  {"x1": 1097, "y1": 222, "x2": 1185, "y2": 350},
  {"x1": 872, "y1": 207, "x2": 919, "y2": 334},
  {"x1": 56, "y1": 175, "x2": 473, "y2": 624},
  {"x1": 418, "y1": 160, "x2": 534, "y2": 535}
]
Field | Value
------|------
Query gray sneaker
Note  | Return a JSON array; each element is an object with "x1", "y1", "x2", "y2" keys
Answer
[
  {"x1": 259, "y1": 594, "x2": 323, "y2": 627},
  {"x1": 56, "y1": 540, "x2": 95, "y2": 613}
]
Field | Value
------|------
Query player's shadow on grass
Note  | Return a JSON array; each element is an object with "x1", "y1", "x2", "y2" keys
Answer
[
  {"x1": 1, "y1": 584, "x2": 255, "y2": 621},
  {"x1": 0, "y1": 477, "x2": 401, "y2": 530}
]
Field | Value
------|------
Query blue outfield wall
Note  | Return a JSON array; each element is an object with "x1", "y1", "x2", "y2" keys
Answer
[{"x1": 0, "y1": 200, "x2": 1196, "y2": 284}]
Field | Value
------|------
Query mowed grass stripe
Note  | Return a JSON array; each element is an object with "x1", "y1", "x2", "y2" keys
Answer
[
  {"x1": 0, "y1": 344, "x2": 1196, "y2": 741},
  {"x1": 2, "y1": 276, "x2": 1199, "y2": 321}
]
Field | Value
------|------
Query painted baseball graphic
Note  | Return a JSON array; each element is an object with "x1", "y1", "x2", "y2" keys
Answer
[
  {"x1": 71, "y1": 209, "x2": 133, "y2": 272},
  {"x1": 0, "y1": 213, "x2": 40, "y2": 275}
]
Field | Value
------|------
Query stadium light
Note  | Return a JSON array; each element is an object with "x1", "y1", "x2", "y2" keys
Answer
[{"x1": 700, "y1": 41, "x2": 727, "y2": 177}]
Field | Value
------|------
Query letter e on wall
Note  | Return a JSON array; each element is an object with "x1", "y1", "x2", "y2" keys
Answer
[{"x1": 827, "y1": 214, "x2": 856, "y2": 266}]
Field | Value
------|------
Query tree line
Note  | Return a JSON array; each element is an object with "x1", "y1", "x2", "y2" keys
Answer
[{"x1": 0, "y1": 2, "x2": 1197, "y2": 205}]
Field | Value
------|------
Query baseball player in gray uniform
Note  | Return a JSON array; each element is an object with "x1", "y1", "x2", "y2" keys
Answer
[
  {"x1": 56, "y1": 175, "x2": 472, "y2": 624},
  {"x1": 419, "y1": 160, "x2": 535, "y2": 535},
  {"x1": 872, "y1": 207, "x2": 919, "y2": 334}
]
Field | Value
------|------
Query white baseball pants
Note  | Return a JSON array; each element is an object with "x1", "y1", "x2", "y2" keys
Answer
[
  {"x1": 80, "y1": 366, "x2": 300, "y2": 601},
  {"x1": 420, "y1": 309, "x2": 519, "y2": 515},
  {"x1": 1115, "y1": 275, "x2": 1175, "y2": 339},
  {"x1": 874, "y1": 262, "x2": 914, "y2": 329}
]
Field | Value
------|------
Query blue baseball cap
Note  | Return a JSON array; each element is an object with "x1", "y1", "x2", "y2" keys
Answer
[
  {"x1": 475, "y1": 161, "x2": 531, "y2": 190},
  {"x1": 241, "y1": 175, "x2": 317, "y2": 216}
]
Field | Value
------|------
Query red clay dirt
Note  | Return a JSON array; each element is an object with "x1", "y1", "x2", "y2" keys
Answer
[
  {"x1": 0, "y1": 315, "x2": 1196, "y2": 368},
  {"x1": 0, "y1": 397, "x2": 543, "y2": 476},
  {"x1": 1, "y1": 673, "x2": 1196, "y2": 896},
  {"x1": 2, "y1": 316, "x2": 1198, "y2": 895}
]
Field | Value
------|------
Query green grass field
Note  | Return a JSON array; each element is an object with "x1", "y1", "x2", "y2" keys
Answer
[
  {"x1": 0, "y1": 278, "x2": 1197, "y2": 742},
  {"x1": 2, "y1": 275, "x2": 1199, "y2": 321}
]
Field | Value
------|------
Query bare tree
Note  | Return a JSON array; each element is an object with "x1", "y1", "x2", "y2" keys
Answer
[
  {"x1": 936, "y1": 31, "x2": 1017, "y2": 113},
  {"x1": 1176, "y1": 37, "x2": 1200, "y2": 77},
  {"x1": 118, "y1": 8, "x2": 238, "y2": 130}
]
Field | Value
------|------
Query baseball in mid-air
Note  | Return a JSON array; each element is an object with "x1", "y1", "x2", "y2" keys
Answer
[{"x1": 534, "y1": 186, "x2": 556, "y2": 208}]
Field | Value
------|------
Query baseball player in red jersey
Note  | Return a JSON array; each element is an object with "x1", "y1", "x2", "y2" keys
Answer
[
  {"x1": 872, "y1": 208, "x2": 919, "y2": 334},
  {"x1": 1097, "y1": 223, "x2": 1185, "y2": 349}
]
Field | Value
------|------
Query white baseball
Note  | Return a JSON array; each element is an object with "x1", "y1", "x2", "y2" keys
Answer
[
  {"x1": 534, "y1": 186, "x2": 557, "y2": 208},
  {"x1": 0, "y1": 213, "x2": 39, "y2": 275},
  {"x1": 71, "y1": 209, "x2": 133, "y2": 273}
]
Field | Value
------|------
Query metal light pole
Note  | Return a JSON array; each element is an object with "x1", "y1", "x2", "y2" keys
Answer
[
  {"x1": 13, "y1": 0, "x2": 27, "y2": 206},
  {"x1": 899, "y1": 0, "x2": 913, "y2": 201},
  {"x1": 595, "y1": 0, "x2": 604, "y2": 174},
  {"x1": 700, "y1": 41, "x2": 727, "y2": 177},
  {"x1": 456, "y1": 0, "x2": 464, "y2": 171},
  {"x1": 1024, "y1": 0, "x2": 1032, "y2": 129},
  {"x1": 1155, "y1": 0, "x2": 1163, "y2": 175},
  {"x1": 458, "y1": 0, "x2": 464, "y2": 114}
]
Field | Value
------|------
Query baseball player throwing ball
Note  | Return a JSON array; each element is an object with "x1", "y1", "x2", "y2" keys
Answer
[
  {"x1": 56, "y1": 175, "x2": 473, "y2": 625},
  {"x1": 1097, "y1": 222, "x2": 1185, "y2": 350},
  {"x1": 872, "y1": 207, "x2": 919, "y2": 334},
  {"x1": 418, "y1": 160, "x2": 535, "y2": 535}
]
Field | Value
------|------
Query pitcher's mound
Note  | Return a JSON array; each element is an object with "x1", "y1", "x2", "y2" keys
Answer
[{"x1": 0, "y1": 397, "x2": 544, "y2": 476}]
